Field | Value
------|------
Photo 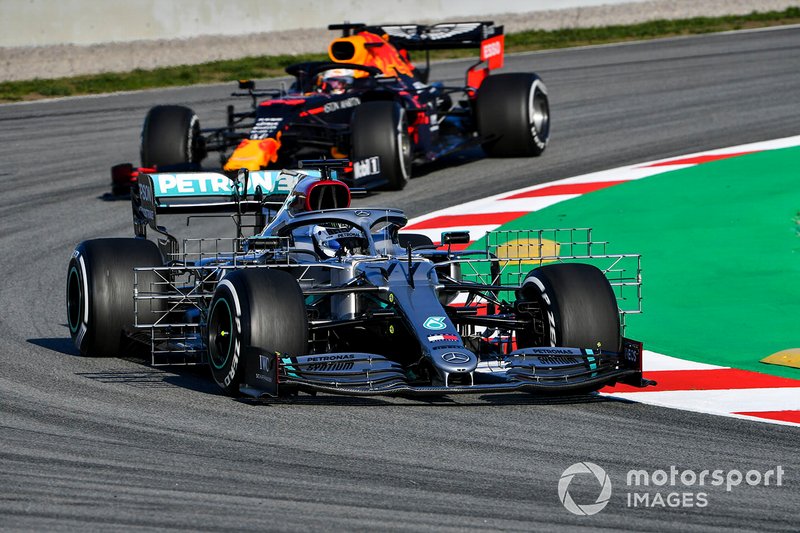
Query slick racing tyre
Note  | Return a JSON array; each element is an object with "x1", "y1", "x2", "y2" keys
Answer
[
  {"x1": 140, "y1": 105, "x2": 205, "y2": 168},
  {"x1": 207, "y1": 269, "x2": 308, "y2": 396},
  {"x1": 66, "y1": 238, "x2": 164, "y2": 357},
  {"x1": 351, "y1": 101, "x2": 412, "y2": 190},
  {"x1": 515, "y1": 263, "x2": 620, "y2": 353},
  {"x1": 477, "y1": 73, "x2": 550, "y2": 157}
]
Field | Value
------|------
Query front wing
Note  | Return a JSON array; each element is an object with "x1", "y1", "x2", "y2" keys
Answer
[{"x1": 239, "y1": 339, "x2": 654, "y2": 398}]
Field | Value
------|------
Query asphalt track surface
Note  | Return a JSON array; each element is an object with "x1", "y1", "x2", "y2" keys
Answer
[{"x1": 1, "y1": 27, "x2": 799, "y2": 530}]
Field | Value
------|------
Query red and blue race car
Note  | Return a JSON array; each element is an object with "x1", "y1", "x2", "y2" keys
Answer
[{"x1": 114, "y1": 21, "x2": 550, "y2": 193}]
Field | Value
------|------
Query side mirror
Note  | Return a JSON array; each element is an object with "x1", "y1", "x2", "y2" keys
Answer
[
  {"x1": 238, "y1": 79, "x2": 255, "y2": 91},
  {"x1": 441, "y1": 231, "x2": 470, "y2": 245}
]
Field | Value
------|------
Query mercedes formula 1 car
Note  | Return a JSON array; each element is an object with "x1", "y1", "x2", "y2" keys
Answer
[
  {"x1": 112, "y1": 21, "x2": 550, "y2": 194},
  {"x1": 73, "y1": 161, "x2": 650, "y2": 398}
]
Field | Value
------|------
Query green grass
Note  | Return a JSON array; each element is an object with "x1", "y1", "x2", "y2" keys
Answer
[
  {"x1": 0, "y1": 53, "x2": 328, "y2": 102},
  {"x1": 2, "y1": 7, "x2": 799, "y2": 102},
  {"x1": 504, "y1": 7, "x2": 800, "y2": 51}
]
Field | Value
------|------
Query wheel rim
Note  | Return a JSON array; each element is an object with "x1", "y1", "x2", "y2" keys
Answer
[
  {"x1": 396, "y1": 111, "x2": 412, "y2": 182},
  {"x1": 528, "y1": 82, "x2": 550, "y2": 141},
  {"x1": 67, "y1": 265, "x2": 82, "y2": 334},
  {"x1": 187, "y1": 114, "x2": 200, "y2": 163},
  {"x1": 208, "y1": 298, "x2": 234, "y2": 370}
]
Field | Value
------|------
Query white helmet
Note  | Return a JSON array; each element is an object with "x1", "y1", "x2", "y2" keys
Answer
[
  {"x1": 312, "y1": 225, "x2": 366, "y2": 258},
  {"x1": 316, "y1": 68, "x2": 355, "y2": 94}
]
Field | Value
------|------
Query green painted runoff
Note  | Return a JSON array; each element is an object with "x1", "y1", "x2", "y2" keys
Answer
[{"x1": 481, "y1": 146, "x2": 800, "y2": 379}]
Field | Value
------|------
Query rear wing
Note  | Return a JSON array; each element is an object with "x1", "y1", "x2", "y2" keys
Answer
[
  {"x1": 132, "y1": 169, "x2": 313, "y2": 255},
  {"x1": 360, "y1": 22, "x2": 503, "y2": 51}
]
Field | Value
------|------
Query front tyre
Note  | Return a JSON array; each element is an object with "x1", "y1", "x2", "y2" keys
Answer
[
  {"x1": 477, "y1": 73, "x2": 550, "y2": 157},
  {"x1": 207, "y1": 269, "x2": 308, "y2": 396},
  {"x1": 66, "y1": 238, "x2": 164, "y2": 357},
  {"x1": 140, "y1": 105, "x2": 205, "y2": 168},
  {"x1": 351, "y1": 101, "x2": 412, "y2": 190},
  {"x1": 516, "y1": 263, "x2": 620, "y2": 353}
]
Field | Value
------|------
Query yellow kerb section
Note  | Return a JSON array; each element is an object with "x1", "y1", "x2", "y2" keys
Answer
[
  {"x1": 760, "y1": 348, "x2": 800, "y2": 369},
  {"x1": 495, "y1": 238, "x2": 560, "y2": 266}
]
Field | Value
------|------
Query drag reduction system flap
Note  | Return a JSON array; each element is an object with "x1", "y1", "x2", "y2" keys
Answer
[{"x1": 333, "y1": 21, "x2": 503, "y2": 50}]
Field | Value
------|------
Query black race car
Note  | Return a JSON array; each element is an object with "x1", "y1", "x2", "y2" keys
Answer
[
  {"x1": 74, "y1": 161, "x2": 651, "y2": 398},
  {"x1": 113, "y1": 21, "x2": 550, "y2": 193}
]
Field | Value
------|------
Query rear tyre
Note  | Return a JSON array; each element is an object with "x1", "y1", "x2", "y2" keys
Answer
[
  {"x1": 66, "y1": 238, "x2": 164, "y2": 357},
  {"x1": 207, "y1": 269, "x2": 308, "y2": 396},
  {"x1": 140, "y1": 105, "x2": 205, "y2": 168},
  {"x1": 477, "y1": 73, "x2": 550, "y2": 157},
  {"x1": 516, "y1": 263, "x2": 620, "y2": 352},
  {"x1": 351, "y1": 101, "x2": 411, "y2": 190}
]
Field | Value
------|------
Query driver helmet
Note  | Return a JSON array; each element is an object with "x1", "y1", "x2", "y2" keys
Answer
[
  {"x1": 316, "y1": 68, "x2": 355, "y2": 95},
  {"x1": 311, "y1": 224, "x2": 365, "y2": 258}
]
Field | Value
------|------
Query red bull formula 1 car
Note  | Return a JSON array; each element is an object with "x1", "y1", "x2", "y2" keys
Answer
[
  {"x1": 75, "y1": 161, "x2": 651, "y2": 399},
  {"x1": 112, "y1": 21, "x2": 550, "y2": 193}
]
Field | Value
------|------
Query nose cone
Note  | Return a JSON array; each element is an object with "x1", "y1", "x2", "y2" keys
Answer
[{"x1": 433, "y1": 349, "x2": 477, "y2": 375}]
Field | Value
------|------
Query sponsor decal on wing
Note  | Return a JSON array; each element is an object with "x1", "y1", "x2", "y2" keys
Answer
[
  {"x1": 480, "y1": 34, "x2": 504, "y2": 69},
  {"x1": 426, "y1": 22, "x2": 481, "y2": 40},
  {"x1": 380, "y1": 25, "x2": 422, "y2": 39},
  {"x1": 148, "y1": 170, "x2": 310, "y2": 197}
]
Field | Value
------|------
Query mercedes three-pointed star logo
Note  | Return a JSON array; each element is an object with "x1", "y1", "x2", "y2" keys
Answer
[{"x1": 441, "y1": 352, "x2": 470, "y2": 364}]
